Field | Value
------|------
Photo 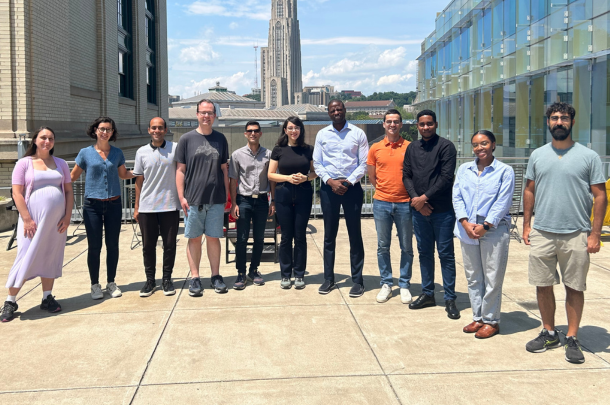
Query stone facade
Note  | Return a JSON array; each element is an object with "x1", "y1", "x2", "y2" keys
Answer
[
  {"x1": 0, "y1": 0, "x2": 168, "y2": 186},
  {"x1": 261, "y1": 0, "x2": 303, "y2": 108}
]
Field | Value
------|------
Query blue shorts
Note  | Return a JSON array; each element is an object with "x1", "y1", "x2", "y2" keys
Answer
[{"x1": 183, "y1": 204, "x2": 225, "y2": 239}]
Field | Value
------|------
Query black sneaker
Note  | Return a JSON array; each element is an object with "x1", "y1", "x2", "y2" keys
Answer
[
  {"x1": 349, "y1": 283, "x2": 365, "y2": 298},
  {"x1": 233, "y1": 273, "x2": 247, "y2": 290},
  {"x1": 526, "y1": 328, "x2": 562, "y2": 353},
  {"x1": 247, "y1": 270, "x2": 265, "y2": 286},
  {"x1": 564, "y1": 336, "x2": 586, "y2": 364},
  {"x1": 211, "y1": 275, "x2": 228, "y2": 294},
  {"x1": 318, "y1": 280, "x2": 335, "y2": 295},
  {"x1": 445, "y1": 299, "x2": 460, "y2": 319},
  {"x1": 1, "y1": 301, "x2": 18, "y2": 322},
  {"x1": 189, "y1": 277, "x2": 203, "y2": 297},
  {"x1": 40, "y1": 295, "x2": 62, "y2": 313},
  {"x1": 409, "y1": 293, "x2": 436, "y2": 310},
  {"x1": 139, "y1": 279, "x2": 157, "y2": 297},
  {"x1": 162, "y1": 279, "x2": 176, "y2": 296}
]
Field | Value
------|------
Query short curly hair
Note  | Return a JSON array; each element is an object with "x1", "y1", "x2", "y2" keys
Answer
[
  {"x1": 546, "y1": 102, "x2": 576, "y2": 120},
  {"x1": 87, "y1": 117, "x2": 118, "y2": 142}
]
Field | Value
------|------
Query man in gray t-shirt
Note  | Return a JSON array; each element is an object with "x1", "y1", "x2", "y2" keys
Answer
[
  {"x1": 175, "y1": 99, "x2": 230, "y2": 296},
  {"x1": 523, "y1": 102, "x2": 607, "y2": 364}
]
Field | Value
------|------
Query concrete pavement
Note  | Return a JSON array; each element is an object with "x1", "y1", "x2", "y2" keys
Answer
[{"x1": 1, "y1": 219, "x2": 609, "y2": 404}]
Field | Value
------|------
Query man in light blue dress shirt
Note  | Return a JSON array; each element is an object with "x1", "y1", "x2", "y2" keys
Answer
[{"x1": 313, "y1": 99, "x2": 369, "y2": 297}]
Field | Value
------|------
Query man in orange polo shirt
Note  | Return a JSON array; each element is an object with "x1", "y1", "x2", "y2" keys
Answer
[{"x1": 367, "y1": 109, "x2": 413, "y2": 304}]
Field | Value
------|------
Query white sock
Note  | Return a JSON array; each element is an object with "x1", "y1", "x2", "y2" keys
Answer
[
  {"x1": 6, "y1": 295, "x2": 16, "y2": 303},
  {"x1": 548, "y1": 330, "x2": 556, "y2": 336},
  {"x1": 43, "y1": 290, "x2": 52, "y2": 299}
]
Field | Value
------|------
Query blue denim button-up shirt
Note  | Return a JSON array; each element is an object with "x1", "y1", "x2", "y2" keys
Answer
[
  {"x1": 452, "y1": 158, "x2": 515, "y2": 245},
  {"x1": 313, "y1": 122, "x2": 369, "y2": 185},
  {"x1": 75, "y1": 145, "x2": 126, "y2": 199}
]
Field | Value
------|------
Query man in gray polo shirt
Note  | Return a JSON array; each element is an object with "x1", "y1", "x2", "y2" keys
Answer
[
  {"x1": 133, "y1": 117, "x2": 181, "y2": 297},
  {"x1": 229, "y1": 121, "x2": 275, "y2": 290}
]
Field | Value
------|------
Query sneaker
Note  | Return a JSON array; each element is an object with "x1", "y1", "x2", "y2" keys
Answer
[
  {"x1": 162, "y1": 279, "x2": 176, "y2": 296},
  {"x1": 233, "y1": 273, "x2": 247, "y2": 290},
  {"x1": 349, "y1": 283, "x2": 365, "y2": 298},
  {"x1": 91, "y1": 283, "x2": 104, "y2": 300},
  {"x1": 294, "y1": 277, "x2": 305, "y2": 290},
  {"x1": 1, "y1": 301, "x2": 18, "y2": 322},
  {"x1": 247, "y1": 270, "x2": 265, "y2": 286},
  {"x1": 526, "y1": 328, "x2": 562, "y2": 353},
  {"x1": 565, "y1": 336, "x2": 586, "y2": 364},
  {"x1": 400, "y1": 288, "x2": 413, "y2": 304},
  {"x1": 318, "y1": 280, "x2": 335, "y2": 294},
  {"x1": 106, "y1": 282, "x2": 122, "y2": 298},
  {"x1": 139, "y1": 279, "x2": 157, "y2": 297},
  {"x1": 189, "y1": 277, "x2": 203, "y2": 297},
  {"x1": 280, "y1": 278, "x2": 292, "y2": 289},
  {"x1": 211, "y1": 275, "x2": 228, "y2": 294},
  {"x1": 376, "y1": 284, "x2": 392, "y2": 303},
  {"x1": 40, "y1": 295, "x2": 62, "y2": 313}
]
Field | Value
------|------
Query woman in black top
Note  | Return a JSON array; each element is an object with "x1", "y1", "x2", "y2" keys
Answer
[{"x1": 268, "y1": 116, "x2": 317, "y2": 290}]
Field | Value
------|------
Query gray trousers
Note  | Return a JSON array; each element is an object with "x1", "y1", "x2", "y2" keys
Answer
[{"x1": 460, "y1": 219, "x2": 510, "y2": 324}]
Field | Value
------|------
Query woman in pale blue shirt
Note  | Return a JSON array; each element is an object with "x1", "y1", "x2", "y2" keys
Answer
[
  {"x1": 71, "y1": 117, "x2": 134, "y2": 300},
  {"x1": 452, "y1": 130, "x2": 515, "y2": 339}
]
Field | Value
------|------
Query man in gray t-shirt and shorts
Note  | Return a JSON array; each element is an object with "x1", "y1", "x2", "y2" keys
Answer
[
  {"x1": 175, "y1": 99, "x2": 230, "y2": 296},
  {"x1": 523, "y1": 102, "x2": 607, "y2": 364}
]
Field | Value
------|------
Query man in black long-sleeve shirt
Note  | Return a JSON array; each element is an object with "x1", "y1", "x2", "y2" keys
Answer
[{"x1": 402, "y1": 109, "x2": 460, "y2": 320}]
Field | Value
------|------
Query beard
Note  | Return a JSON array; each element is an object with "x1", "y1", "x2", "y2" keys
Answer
[{"x1": 550, "y1": 125, "x2": 572, "y2": 141}]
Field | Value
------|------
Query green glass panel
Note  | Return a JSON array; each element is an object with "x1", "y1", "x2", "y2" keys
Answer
[
  {"x1": 515, "y1": 78, "x2": 529, "y2": 148},
  {"x1": 592, "y1": 13, "x2": 610, "y2": 52},
  {"x1": 573, "y1": 59, "x2": 592, "y2": 145},
  {"x1": 503, "y1": 54, "x2": 517, "y2": 79},
  {"x1": 530, "y1": 41, "x2": 545, "y2": 71},
  {"x1": 571, "y1": 22, "x2": 592, "y2": 58},
  {"x1": 516, "y1": 46, "x2": 530, "y2": 75},
  {"x1": 492, "y1": 85, "x2": 505, "y2": 144},
  {"x1": 530, "y1": 74, "x2": 546, "y2": 148}
]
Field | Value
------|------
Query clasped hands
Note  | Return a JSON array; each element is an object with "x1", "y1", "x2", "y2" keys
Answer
[
  {"x1": 327, "y1": 178, "x2": 351, "y2": 195},
  {"x1": 460, "y1": 219, "x2": 488, "y2": 240},
  {"x1": 286, "y1": 172, "x2": 309, "y2": 185},
  {"x1": 410, "y1": 195, "x2": 434, "y2": 216}
]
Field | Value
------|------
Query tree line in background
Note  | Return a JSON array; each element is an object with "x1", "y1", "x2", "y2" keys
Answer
[{"x1": 336, "y1": 91, "x2": 417, "y2": 107}]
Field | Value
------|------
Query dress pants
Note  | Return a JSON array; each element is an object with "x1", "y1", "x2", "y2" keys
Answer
[
  {"x1": 138, "y1": 210, "x2": 180, "y2": 281},
  {"x1": 319, "y1": 182, "x2": 364, "y2": 285},
  {"x1": 235, "y1": 194, "x2": 269, "y2": 275}
]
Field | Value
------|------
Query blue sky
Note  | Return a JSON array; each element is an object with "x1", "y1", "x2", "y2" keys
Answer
[{"x1": 167, "y1": 0, "x2": 451, "y2": 98}]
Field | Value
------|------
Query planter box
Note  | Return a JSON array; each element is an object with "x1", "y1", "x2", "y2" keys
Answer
[{"x1": 0, "y1": 199, "x2": 18, "y2": 232}]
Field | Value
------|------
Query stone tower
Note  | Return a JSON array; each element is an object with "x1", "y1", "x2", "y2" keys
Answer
[{"x1": 261, "y1": 0, "x2": 303, "y2": 107}]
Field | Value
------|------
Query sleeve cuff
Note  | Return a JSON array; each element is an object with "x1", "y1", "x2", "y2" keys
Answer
[
  {"x1": 321, "y1": 175, "x2": 331, "y2": 184},
  {"x1": 485, "y1": 216, "x2": 501, "y2": 227},
  {"x1": 455, "y1": 209, "x2": 468, "y2": 221}
]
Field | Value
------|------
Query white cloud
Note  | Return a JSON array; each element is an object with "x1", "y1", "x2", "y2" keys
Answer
[
  {"x1": 405, "y1": 60, "x2": 418, "y2": 73},
  {"x1": 186, "y1": 1, "x2": 269, "y2": 20},
  {"x1": 377, "y1": 74, "x2": 414, "y2": 86},
  {"x1": 170, "y1": 72, "x2": 253, "y2": 98},
  {"x1": 229, "y1": 22, "x2": 239, "y2": 29},
  {"x1": 302, "y1": 37, "x2": 422, "y2": 46},
  {"x1": 179, "y1": 42, "x2": 220, "y2": 63},
  {"x1": 378, "y1": 47, "x2": 407, "y2": 67}
]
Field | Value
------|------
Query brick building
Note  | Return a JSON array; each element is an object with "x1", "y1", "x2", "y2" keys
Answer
[{"x1": 0, "y1": 0, "x2": 168, "y2": 190}]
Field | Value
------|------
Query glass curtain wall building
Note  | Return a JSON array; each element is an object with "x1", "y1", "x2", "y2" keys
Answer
[{"x1": 414, "y1": 0, "x2": 610, "y2": 157}]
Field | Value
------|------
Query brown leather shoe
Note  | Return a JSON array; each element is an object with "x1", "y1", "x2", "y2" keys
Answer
[
  {"x1": 463, "y1": 321, "x2": 485, "y2": 333},
  {"x1": 475, "y1": 323, "x2": 500, "y2": 339}
]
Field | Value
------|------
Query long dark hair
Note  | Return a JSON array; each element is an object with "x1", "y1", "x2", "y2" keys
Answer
[
  {"x1": 277, "y1": 116, "x2": 306, "y2": 147},
  {"x1": 24, "y1": 127, "x2": 55, "y2": 157},
  {"x1": 87, "y1": 116, "x2": 118, "y2": 142}
]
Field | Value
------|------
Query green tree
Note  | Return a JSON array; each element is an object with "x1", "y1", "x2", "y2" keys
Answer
[
  {"x1": 401, "y1": 125, "x2": 418, "y2": 141},
  {"x1": 244, "y1": 93, "x2": 261, "y2": 102},
  {"x1": 346, "y1": 111, "x2": 370, "y2": 120}
]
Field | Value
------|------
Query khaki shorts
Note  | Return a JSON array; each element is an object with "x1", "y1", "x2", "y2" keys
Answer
[{"x1": 528, "y1": 229, "x2": 589, "y2": 291}]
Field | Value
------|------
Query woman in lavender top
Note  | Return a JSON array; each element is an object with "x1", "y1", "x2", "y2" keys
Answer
[
  {"x1": 71, "y1": 117, "x2": 134, "y2": 300},
  {"x1": 1, "y1": 127, "x2": 74, "y2": 322},
  {"x1": 452, "y1": 130, "x2": 515, "y2": 339}
]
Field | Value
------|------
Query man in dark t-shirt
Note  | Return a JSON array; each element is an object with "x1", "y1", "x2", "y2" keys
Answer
[{"x1": 175, "y1": 99, "x2": 230, "y2": 296}]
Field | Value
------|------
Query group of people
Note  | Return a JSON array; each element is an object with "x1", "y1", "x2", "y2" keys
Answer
[{"x1": 1, "y1": 99, "x2": 606, "y2": 364}]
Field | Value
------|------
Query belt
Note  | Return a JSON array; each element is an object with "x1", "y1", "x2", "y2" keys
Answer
[
  {"x1": 240, "y1": 193, "x2": 268, "y2": 199},
  {"x1": 90, "y1": 196, "x2": 120, "y2": 202}
]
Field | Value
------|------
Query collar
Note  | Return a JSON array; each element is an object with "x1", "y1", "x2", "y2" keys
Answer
[
  {"x1": 150, "y1": 140, "x2": 167, "y2": 150},
  {"x1": 419, "y1": 133, "x2": 439, "y2": 145},
  {"x1": 330, "y1": 121, "x2": 349, "y2": 134},
  {"x1": 245, "y1": 144, "x2": 264, "y2": 157},
  {"x1": 384, "y1": 136, "x2": 404, "y2": 147},
  {"x1": 468, "y1": 157, "x2": 498, "y2": 172}
]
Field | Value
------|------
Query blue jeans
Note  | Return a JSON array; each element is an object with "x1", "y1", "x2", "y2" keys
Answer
[
  {"x1": 83, "y1": 197, "x2": 122, "y2": 285},
  {"x1": 235, "y1": 194, "x2": 269, "y2": 274},
  {"x1": 412, "y1": 209, "x2": 457, "y2": 300},
  {"x1": 373, "y1": 199, "x2": 414, "y2": 288}
]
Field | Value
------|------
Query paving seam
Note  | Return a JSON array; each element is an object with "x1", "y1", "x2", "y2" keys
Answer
[
  {"x1": 0, "y1": 385, "x2": 137, "y2": 395},
  {"x1": 386, "y1": 366, "x2": 610, "y2": 376},
  {"x1": 128, "y1": 266, "x2": 192, "y2": 405},
  {"x1": 591, "y1": 262, "x2": 610, "y2": 272}
]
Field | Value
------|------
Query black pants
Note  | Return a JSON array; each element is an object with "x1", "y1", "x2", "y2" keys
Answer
[
  {"x1": 319, "y1": 182, "x2": 364, "y2": 285},
  {"x1": 275, "y1": 182, "x2": 313, "y2": 278},
  {"x1": 235, "y1": 195, "x2": 269, "y2": 274},
  {"x1": 138, "y1": 211, "x2": 180, "y2": 281},
  {"x1": 83, "y1": 197, "x2": 122, "y2": 285}
]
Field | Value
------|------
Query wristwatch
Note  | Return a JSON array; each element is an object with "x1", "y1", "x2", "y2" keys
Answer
[{"x1": 483, "y1": 223, "x2": 490, "y2": 231}]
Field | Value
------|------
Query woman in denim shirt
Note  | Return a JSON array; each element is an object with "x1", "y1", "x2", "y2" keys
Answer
[
  {"x1": 452, "y1": 130, "x2": 515, "y2": 339},
  {"x1": 71, "y1": 117, "x2": 134, "y2": 300}
]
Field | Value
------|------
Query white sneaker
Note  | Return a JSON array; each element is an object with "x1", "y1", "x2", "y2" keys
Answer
[
  {"x1": 91, "y1": 283, "x2": 104, "y2": 300},
  {"x1": 106, "y1": 282, "x2": 122, "y2": 298},
  {"x1": 376, "y1": 284, "x2": 392, "y2": 303},
  {"x1": 400, "y1": 288, "x2": 413, "y2": 304}
]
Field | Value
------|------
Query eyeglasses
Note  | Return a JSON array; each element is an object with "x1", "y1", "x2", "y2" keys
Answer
[
  {"x1": 286, "y1": 127, "x2": 301, "y2": 132},
  {"x1": 472, "y1": 141, "x2": 491, "y2": 148},
  {"x1": 549, "y1": 115, "x2": 571, "y2": 122},
  {"x1": 385, "y1": 120, "x2": 401, "y2": 125},
  {"x1": 245, "y1": 130, "x2": 261, "y2": 134},
  {"x1": 97, "y1": 127, "x2": 114, "y2": 133},
  {"x1": 197, "y1": 111, "x2": 215, "y2": 117}
]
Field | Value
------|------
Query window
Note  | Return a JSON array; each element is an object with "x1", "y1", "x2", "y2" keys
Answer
[
  {"x1": 277, "y1": 1, "x2": 284, "y2": 18},
  {"x1": 146, "y1": 0, "x2": 157, "y2": 104},
  {"x1": 118, "y1": 0, "x2": 133, "y2": 99},
  {"x1": 275, "y1": 22, "x2": 283, "y2": 75},
  {"x1": 271, "y1": 80, "x2": 277, "y2": 107}
]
